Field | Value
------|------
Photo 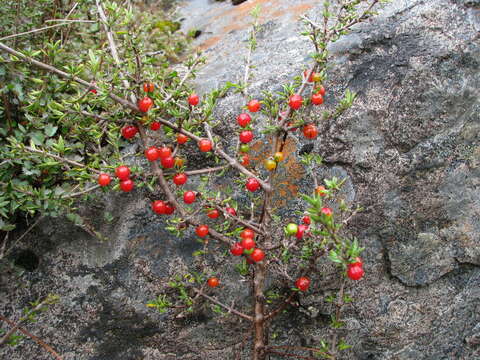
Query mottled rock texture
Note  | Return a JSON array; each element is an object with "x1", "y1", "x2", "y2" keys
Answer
[{"x1": 1, "y1": 0, "x2": 480, "y2": 359}]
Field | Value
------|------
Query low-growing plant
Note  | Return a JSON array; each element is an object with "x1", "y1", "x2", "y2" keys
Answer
[{"x1": 0, "y1": 0, "x2": 388, "y2": 359}]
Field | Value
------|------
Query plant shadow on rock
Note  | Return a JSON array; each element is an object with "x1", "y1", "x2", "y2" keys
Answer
[{"x1": 78, "y1": 285, "x2": 161, "y2": 360}]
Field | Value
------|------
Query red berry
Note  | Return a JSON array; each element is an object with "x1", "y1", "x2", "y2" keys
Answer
[
  {"x1": 240, "y1": 229, "x2": 255, "y2": 239},
  {"x1": 230, "y1": 242, "x2": 244, "y2": 256},
  {"x1": 143, "y1": 82, "x2": 154, "y2": 93},
  {"x1": 138, "y1": 96, "x2": 153, "y2": 113},
  {"x1": 183, "y1": 191, "x2": 196, "y2": 204},
  {"x1": 303, "y1": 124, "x2": 318, "y2": 139},
  {"x1": 321, "y1": 207, "x2": 333, "y2": 216},
  {"x1": 240, "y1": 154, "x2": 250, "y2": 167},
  {"x1": 158, "y1": 146, "x2": 172, "y2": 159},
  {"x1": 207, "y1": 209, "x2": 220, "y2": 219},
  {"x1": 173, "y1": 173, "x2": 187, "y2": 186},
  {"x1": 315, "y1": 185, "x2": 327, "y2": 197},
  {"x1": 115, "y1": 165, "x2": 130, "y2": 181},
  {"x1": 247, "y1": 99, "x2": 261, "y2": 112},
  {"x1": 295, "y1": 277, "x2": 311, "y2": 292},
  {"x1": 121, "y1": 125, "x2": 138, "y2": 139},
  {"x1": 241, "y1": 237, "x2": 255, "y2": 250},
  {"x1": 226, "y1": 207, "x2": 237, "y2": 217},
  {"x1": 351, "y1": 257, "x2": 363, "y2": 267},
  {"x1": 250, "y1": 248, "x2": 265, "y2": 262},
  {"x1": 98, "y1": 173, "x2": 111, "y2": 187},
  {"x1": 207, "y1": 277, "x2": 219, "y2": 288},
  {"x1": 152, "y1": 200, "x2": 167, "y2": 214},
  {"x1": 164, "y1": 203, "x2": 175, "y2": 215},
  {"x1": 303, "y1": 70, "x2": 315, "y2": 83},
  {"x1": 90, "y1": 89, "x2": 97, "y2": 94},
  {"x1": 347, "y1": 264, "x2": 364, "y2": 280},
  {"x1": 239, "y1": 130, "x2": 253, "y2": 144},
  {"x1": 120, "y1": 179, "x2": 134, "y2": 192},
  {"x1": 161, "y1": 156, "x2": 175, "y2": 169},
  {"x1": 188, "y1": 93, "x2": 199, "y2": 106},
  {"x1": 296, "y1": 224, "x2": 309, "y2": 240},
  {"x1": 196, "y1": 225, "x2": 209, "y2": 237},
  {"x1": 289, "y1": 94, "x2": 303, "y2": 110},
  {"x1": 237, "y1": 113, "x2": 251, "y2": 127},
  {"x1": 198, "y1": 139, "x2": 212, "y2": 152},
  {"x1": 177, "y1": 133, "x2": 189, "y2": 144},
  {"x1": 302, "y1": 216, "x2": 311, "y2": 225},
  {"x1": 311, "y1": 93, "x2": 324, "y2": 105},
  {"x1": 145, "y1": 146, "x2": 160, "y2": 162},
  {"x1": 245, "y1": 178, "x2": 260, "y2": 192},
  {"x1": 316, "y1": 85, "x2": 326, "y2": 96},
  {"x1": 150, "y1": 121, "x2": 161, "y2": 131}
]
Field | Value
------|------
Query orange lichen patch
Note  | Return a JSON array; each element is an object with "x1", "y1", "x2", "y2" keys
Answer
[
  {"x1": 198, "y1": 0, "x2": 317, "y2": 50},
  {"x1": 271, "y1": 3, "x2": 315, "y2": 19},
  {"x1": 198, "y1": 35, "x2": 222, "y2": 50},
  {"x1": 250, "y1": 136, "x2": 305, "y2": 210},
  {"x1": 223, "y1": 22, "x2": 246, "y2": 34}
]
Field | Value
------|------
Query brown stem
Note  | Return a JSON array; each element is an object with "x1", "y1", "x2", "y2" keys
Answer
[
  {"x1": 184, "y1": 165, "x2": 228, "y2": 176},
  {"x1": 0, "y1": 315, "x2": 63, "y2": 360},
  {"x1": 24, "y1": 146, "x2": 101, "y2": 174},
  {"x1": 192, "y1": 288, "x2": 253, "y2": 322},
  {"x1": 252, "y1": 261, "x2": 267, "y2": 360}
]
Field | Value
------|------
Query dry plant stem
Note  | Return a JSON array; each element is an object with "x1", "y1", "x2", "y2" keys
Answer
[
  {"x1": 192, "y1": 288, "x2": 252, "y2": 321},
  {"x1": 96, "y1": 0, "x2": 136, "y2": 104},
  {"x1": 0, "y1": 22, "x2": 83, "y2": 41},
  {"x1": 0, "y1": 315, "x2": 63, "y2": 360},
  {"x1": 253, "y1": 261, "x2": 267, "y2": 360},
  {"x1": 184, "y1": 165, "x2": 228, "y2": 176},
  {"x1": 24, "y1": 146, "x2": 102, "y2": 174},
  {"x1": 0, "y1": 298, "x2": 49, "y2": 346},
  {"x1": 212, "y1": 204, "x2": 265, "y2": 236},
  {"x1": 163, "y1": 55, "x2": 203, "y2": 104},
  {"x1": 62, "y1": 184, "x2": 101, "y2": 198}
]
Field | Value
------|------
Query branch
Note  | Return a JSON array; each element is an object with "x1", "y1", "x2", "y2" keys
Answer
[
  {"x1": 204, "y1": 123, "x2": 271, "y2": 192},
  {"x1": 1, "y1": 216, "x2": 44, "y2": 260},
  {"x1": 163, "y1": 54, "x2": 203, "y2": 104},
  {"x1": 184, "y1": 165, "x2": 228, "y2": 176},
  {"x1": 23, "y1": 146, "x2": 101, "y2": 174},
  {"x1": 192, "y1": 288, "x2": 253, "y2": 322},
  {"x1": 0, "y1": 22, "x2": 86, "y2": 41},
  {"x1": 0, "y1": 315, "x2": 63, "y2": 360}
]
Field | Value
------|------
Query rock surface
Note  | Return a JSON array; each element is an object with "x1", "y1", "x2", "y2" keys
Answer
[{"x1": 2, "y1": 0, "x2": 480, "y2": 359}]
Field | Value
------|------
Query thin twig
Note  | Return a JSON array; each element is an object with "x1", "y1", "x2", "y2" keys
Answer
[
  {"x1": 24, "y1": 146, "x2": 101, "y2": 174},
  {"x1": 184, "y1": 165, "x2": 228, "y2": 176},
  {"x1": 0, "y1": 216, "x2": 44, "y2": 260},
  {"x1": 192, "y1": 288, "x2": 253, "y2": 322},
  {"x1": 0, "y1": 315, "x2": 63, "y2": 360},
  {"x1": 0, "y1": 22, "x2": 83, "y2": 41}
]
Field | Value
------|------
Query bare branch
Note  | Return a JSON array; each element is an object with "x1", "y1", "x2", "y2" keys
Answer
[
  {"x1": 192, "y1": 288, "x2": 253, "y2": 322},
  {"x1": 0, "y1": 315, "x2": 63, "y2": 360}
]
